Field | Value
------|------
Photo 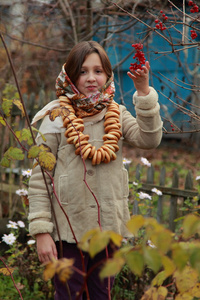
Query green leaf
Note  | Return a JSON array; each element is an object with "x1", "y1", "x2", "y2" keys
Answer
[
  {"x1": 0, "y1": 156, "x2": 10, "y2": 167},
  {"x1": 28, "y1": 145, "x2": 41, "y2": 159},
  {"x1": 6, "y1": 147, "x2": 24, "y2": 160},
  {"x1": 174, "y1": 266, "x2": 198, "y2": 294},
  {"x1": 125, "y1": 250, "x2": 144, "y2": 276},
  {"x1": 152, "y1": 271, "x2": 167, "y2": 287},
  {"x1": 15, "y1": 128, "x2": 33, "y2": 145},
  {"x1": 89, "y1": 231, "x2": 110, "y2": 258},
  {"x1": 150, "y1": 228, "x2": 172, "y2": 254},
  {"x1": 144, "y1": 247, "x2": 162, "y2": 273},
  {"x1": 38, "y1": 151, "x2": 56, "y2": 171},
  {"x1": 182, "y1": 214, "x2": 200, "y2": 239},
  {"x1": 172, "y1": 244, "x2": 189, "y2": 271},
  {"x1": 0, "y1": 116, "x2": 6, "y2": 126},
  {"x1": 2, "y1": 98, "x2": 13, "y2": 116},
  {"x1": 99, "y1": 257, "x2": 125, "y2": 279},
  {"x1": 126, "y1": 215, "x2": 145, "y2": 235},
  {"x1": 78, "y1": 228, "x2": 99, "y2": 252}
]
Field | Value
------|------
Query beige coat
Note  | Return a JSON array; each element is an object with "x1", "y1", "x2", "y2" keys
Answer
[{"x1": 28, "y1": 87, "x2": 163, "y2": 243}]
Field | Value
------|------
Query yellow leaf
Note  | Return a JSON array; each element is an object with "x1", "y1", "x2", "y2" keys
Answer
[
  {"x1": 190, "y1": 282, "x2": 200, "y2": 297},
  {"x1": 78, "y1": 228, "x2": 100, "y2": 252},
  {"x1": 126, "y1": 215, "x2": 145, "y2": 235},
  {"x1": 152, "y1": 271, "x2": 167, "y2": 287},
  {"x1": 56, "y1": 258, "x2": 74, "y2": 283},
  {"x1": 43, "y1": 260, "x2": 57, "y2": 281},
  {"x1": 175, "y1": 293, "x2": 193, "y2": 300},
  {"x1": 43, "y1": 258, "x2": 74, "y2": 283},
  {"x1": 162, "y1": 256, "x2": 176, "y2": 277},
  {"x1": 108, "y1": 231, "x2": 123, "y2": 247},
  {"x1": 13, "y1": 99, "x2": 25, "y2": 117},
  {"x1": 99, "y1": 257, "x2": 125, "y2": 279},
  {"x1": 89, "y1": 231, "x2": 110, "y2": 258},
  {"x1": 174, "y1": 266, "x2": 198, "y2": 294},
  {"x1": 172, "y1": 244, "x2": 189, "y2": 271},
  {"x1": 183, "y1": 214, "x2": 200, "y2": 239},
  {"x1": 150, "y1": 229, "x2": 172, "y2": 254},
  {"x1": 156, "y1": 286, "x2": 168, "y2": 299},
  {"x1": 38, "y1": 151, "x2": 56, "y2": 171},
  {"x1": 0, "y1": 267, "x2": 14, "y2": 276},
  {"x1": 49, "y1": 107, "x2": 69, "y2": 121},
  {"x1": 141, "y1": 287, "x2": 156, "y2": 300}
]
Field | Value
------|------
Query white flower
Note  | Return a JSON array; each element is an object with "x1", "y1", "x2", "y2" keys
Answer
[
  {"x1": 2, "y1": 233, "x2": 16, "y2": 245},
  {"x1": 27, "y1": 240, "x2": 36, "y2": 245},
  {"x1": 147, "y1": 240, "x2": 156, "y2": 248},
  {"x1": 133, "y1": 181, "x2": 138, "y2": 186},
  {"x1": 151, "y1": 187, "x2": 162, "y2": 196},
  {"x1": 123, "y1": 158, "x2": 132, "y2": 165},
  {"x1": 7, "y1": 220, "x2": 18, "y2": 229},
  {"x1": 141, "y1": 157, "x2": 151, "y2": 167},
  {"x1": 17, "y1": 221, "x2": 25, "y2": 228},
  {"x1": 196, "y1": 176, "x2": 200, "y2": 181},
  {"x1": 138, "y1": 191, "x2": 152, "y2": 200},
  {"x1": 16, "y1": 189, "x2": 28, "y2": 196},
  {"x1": 22, "y1": 169, "x2": 32, "y2": 177}
]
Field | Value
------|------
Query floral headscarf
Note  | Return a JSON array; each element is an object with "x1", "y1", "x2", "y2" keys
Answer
[{"x1": 55, "y1": 64, "x2": 115, "y2": 118}]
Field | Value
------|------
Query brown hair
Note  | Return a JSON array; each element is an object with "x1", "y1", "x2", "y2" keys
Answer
[{"x1": 64, "y1": 41, "x2": 112, "y2": 85}]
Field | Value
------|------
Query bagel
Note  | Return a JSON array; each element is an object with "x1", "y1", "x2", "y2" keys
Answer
[
  {"x1": 92, "y1": 150, "x2": 98, "y2": 165},
  {"x1": 103, "y1": 139, "x2": 118, "y2": 145},
  {"x1": 82, "y1": 147, "x2": 92, "y2": 160},
  {"x1": 96, "y1": 150, "x2": 102, "y2": 165},
  {"x1": 105, "y1": 111, "x2": 120, "y2": 120},
  {"x1": 104, "y1": 117, "x2": 118, "y2": 127},
  {"x1": 98, "y1": 147, "x2": 106, "y2": 161},
  {"x1": 75, "y1": 140, "x2": 88, "y2": 148},
  {"x1": 103, "y1": 133, "x2": 118, "y2": 142},
  {"x1": 105, "y1": 124, "x2": 120, "y2": 133},
  {"x1": 89, "y1": 146, "x2": 96, "y2": 158},
  {"x1": 103, "y1": 150, "x2": 111, "y2": 163}
]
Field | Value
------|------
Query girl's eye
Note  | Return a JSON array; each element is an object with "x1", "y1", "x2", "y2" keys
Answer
[
  {"x1": 80, "y1": 70, "x2": 86, "y2": 74},
  {"x1": 96, "y1": 70, "x2": 102, "y2": 74}
]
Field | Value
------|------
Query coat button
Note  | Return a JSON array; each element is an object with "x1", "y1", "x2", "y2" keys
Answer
[{"x1": 87, "y1": 169, "x2": 94, "y2": 176}]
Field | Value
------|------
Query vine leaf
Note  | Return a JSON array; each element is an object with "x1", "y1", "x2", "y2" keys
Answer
[
  {"x1": 38, "y1": 151, "x2": 56, "y2": 172},
  {"x1": 126, "y1": 215, "x2": 145, "y2": 235}
]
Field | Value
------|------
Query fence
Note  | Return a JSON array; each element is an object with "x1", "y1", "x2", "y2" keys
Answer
[
  {"x1": 0, "y1": 90, "x2": 199, "y2": 227},
  {"x1": 131, "y1": 164, "x2": 199, "y2": 232}
]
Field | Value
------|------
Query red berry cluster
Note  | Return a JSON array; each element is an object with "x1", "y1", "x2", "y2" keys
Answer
[
  {"x1": 191, "y1": 29, "x2": 198, "y2": 39},
  {"x1": 154, "y1": 10, "x2": 168, "y2": 31},
  {"x1": 188, "y1": 1, "x2": 199, "y2": 13},
  {"x1": 170, "y1": 124, "x2": 175, "y2": 131},
  {"x1": 129, "y1": 43, "x2": 146, "y2": 71}
]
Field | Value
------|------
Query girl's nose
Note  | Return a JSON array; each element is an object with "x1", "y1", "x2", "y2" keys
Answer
[{"x1": 87, "y1": 72, "x2": 96, "y2": 82}]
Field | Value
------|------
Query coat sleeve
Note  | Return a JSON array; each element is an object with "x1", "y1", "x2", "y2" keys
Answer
[
  {"x1": 28, "y1": 119, "x2": 60, "y2": 237},
  {"x1": 122, "y1": 87, "x2": 163, "y2": 149}
]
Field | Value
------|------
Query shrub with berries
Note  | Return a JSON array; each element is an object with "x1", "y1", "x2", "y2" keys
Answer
[
  {"x1": 188, "y1": 0, "x2": 199, "y2": 13},
  {"x1": 191, "y1": 29, "x2": 198, "y2": 39},
  {"x1": 129, "y1": 43, "x2": 146, "y2": 71},
  {"x1": 154, "y1": 10, "x2": 168, "y2": 31}
]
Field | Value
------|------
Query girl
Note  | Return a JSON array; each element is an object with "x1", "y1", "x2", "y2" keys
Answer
[{"x1": 28, "y1": 40, "x2": 163, "y2": 300}]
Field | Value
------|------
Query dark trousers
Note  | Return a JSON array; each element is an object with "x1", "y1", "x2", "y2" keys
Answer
[{"x1": 54, "y1": 241, "x2": 114, "y2": 300}]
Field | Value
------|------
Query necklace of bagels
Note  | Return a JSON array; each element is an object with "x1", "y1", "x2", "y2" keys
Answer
[{"x1": 59, "y1": 96, "x2": 122, "y2": 165}]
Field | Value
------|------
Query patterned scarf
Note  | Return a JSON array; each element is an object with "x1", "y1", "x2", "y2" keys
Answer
[{"x1": 55, "y1": 64, "x2": 115, "y2": 118}]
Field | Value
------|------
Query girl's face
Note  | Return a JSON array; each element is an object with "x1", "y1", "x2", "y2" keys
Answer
[{"x1": 76, "y1": 53, "x2": 107, "y2": 97}]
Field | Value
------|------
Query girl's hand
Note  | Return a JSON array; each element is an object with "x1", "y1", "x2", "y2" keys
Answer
[
  {"x1": 36, "y1": 233, "x2": 58, "y2": 264},
  {"x1": 127, "y1": 61, "x2": 150, "y2": 96}
]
